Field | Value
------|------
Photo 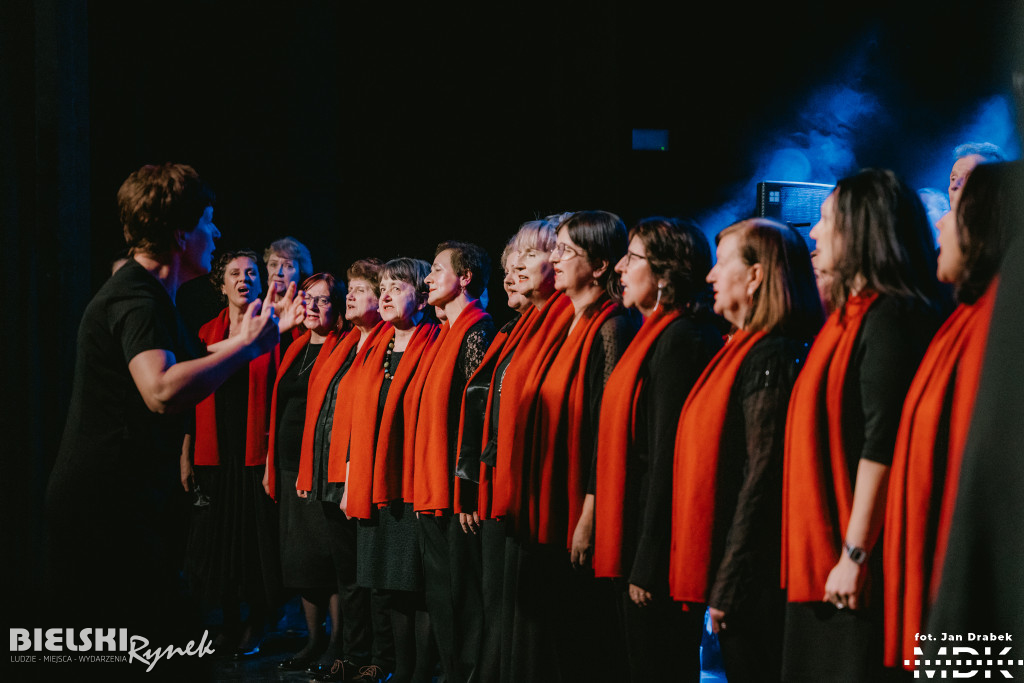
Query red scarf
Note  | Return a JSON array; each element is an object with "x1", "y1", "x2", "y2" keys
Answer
[
  {"x1": 266, "y1": 329, "x2": 312, "y2": 499},
  {"x1": 451, "y1": 321, "x2": 512, "y2": 515},
  {"x1": 341, "y1": 321, "x2": 440, "y2": 519},
  {"x1": 492, "y1": 294, "x2": 575, "y2": 519},
  {"x1": 669, "y1": 329, "x2": 768, "y2": 601},
  {"x1": 781, "y1": 292, "x2": 878, "y2": 601},
  {"x1": 194, "y1": 307, "x2": 279, "y2": 467},
  {"x1": 593, "y1": 308, "x2": 682, "y2": 578},
  {"x1": 458, "y1": 308, "x2": 537, "y2": 517},
  {"x1": 883, "y1": 282, "x2": 997, "y2": 669},
  {"x1": 514, "y1": 298, "x2": 623, "y2": 547},
  {"x1": 324, "y1": 321, "x2": 389, "y2": 483},
  {"x1": 289, "y1": 326, "x2": 364, "y2": 493},
  {"x1": 412, "y1": 300, "x2": 491, "y2": 512}
]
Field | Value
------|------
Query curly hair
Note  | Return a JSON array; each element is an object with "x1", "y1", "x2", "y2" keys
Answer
[
  {"x1": 628, "y1": 217, "x2": 713, "y2": 313},
  {"x1": 210, "y1": 249, "x2": 261, "y2": 302}
]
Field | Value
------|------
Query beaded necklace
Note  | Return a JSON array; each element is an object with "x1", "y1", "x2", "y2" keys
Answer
[{"x1": 382, "y1": 338, "x2": 396, "y2": 380}]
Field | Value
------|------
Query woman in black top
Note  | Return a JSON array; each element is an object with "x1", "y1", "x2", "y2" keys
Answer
[
  {"x1": 267, "y1": 272, "x2": 354, "y2": 672},
  {"x1": 595, "y1": 217, "x2": 725, "y2": 683},
  {"x1": 781, "y1": 169, "x2": 948, "y2": 681},
  {"x1": 670, "y1": 218, "x2": 823, "y2": 682}
]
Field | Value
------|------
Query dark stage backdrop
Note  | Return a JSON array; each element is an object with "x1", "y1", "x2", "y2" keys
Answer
[{"x1": 5, "y1": 0, "x2": 1023, "y2": 627}]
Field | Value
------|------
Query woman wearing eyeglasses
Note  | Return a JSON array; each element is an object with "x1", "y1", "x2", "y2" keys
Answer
[
  {"x1": 263, "y1": 271, "x2": 362, "y2": 673},
  {"x1": 496, "y1": 210, "x2": 638, "y2": 682},
  {"x1": 594, "y1": 217, "x2": 724, "y2": 683}
]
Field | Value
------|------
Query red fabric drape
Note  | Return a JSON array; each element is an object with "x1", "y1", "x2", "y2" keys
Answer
[
  {"x1": 412, "y1": 301, "x2": 491, "y2": 513},
  {"x1": 514, "y1": 298, "x2": 622, "y2": 547},
  {"x1": 266, "y1": 329, "x2": 313, "y2": 499},
  {"x1": 194, "y1": 307, "x2": 279, "y2": 467},
  {"x1": 593, "y1": 308, "x2": 682, "y2": 579},
  {"x1": 324, "y1": 321, "x2": 389, "y2": 484},
  {"x1": 456, "y1": 308, "x2": 538, "y2": 517},
  {"x1": 883, "y1": 282, "x2": 997, "y2": 669},
  {"x1": 492, "y1": 294, "x2": 575, "y2": 520},
  {"x1": 781, "y1": 292, "x2": 878, "y2": 601},
  {"x1": 341, "y1": 321, "x2": 440, "y2": 519},
  {"x1": 668, "y1": 329, "x2": 767, "y2": 601}
]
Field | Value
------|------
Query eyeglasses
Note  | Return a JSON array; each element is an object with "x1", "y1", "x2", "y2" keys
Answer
[
  {"x1": 552, "y1": 243, "x2": 581, "y2": 260},
  {"x1": 307, "y1": 295, "x2": 332, "y2": 308},
  {"x1": 624, "y1": 251, "x2": 647, "y2": 267}
]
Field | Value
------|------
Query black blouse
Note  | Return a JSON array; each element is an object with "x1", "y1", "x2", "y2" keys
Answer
[
  {"x1": 708, "y1": 333, "x2": 808, "y2": 614},
  {"x1": 625, "y1": 313, "x2": 724, "y2": 592}
]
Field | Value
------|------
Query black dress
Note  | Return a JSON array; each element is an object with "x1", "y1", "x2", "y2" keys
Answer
[
  {"x1": 186, "y1": 361, "x2": 282, "y2": 611},
  {"x1": 710, "y1": 333, "x2": 808, "y2": 683}
]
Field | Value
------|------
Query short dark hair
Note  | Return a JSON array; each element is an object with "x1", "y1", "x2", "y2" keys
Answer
[
  {"x1": 381, "y1": 257, "x2": 432, "y2": 302},
  {"x1": 830, "y1": 168, "x2": 946, "y2": 312},
  {"x1": 955, "y1": 161, "x2": 1023, "y2": 304},
  {"x1": 302, "y1": 272, "x2": 348, "y2": 332},
  {"x1": 434, "y1": 241, "x2": 491, "y2": 299},
  {"x1": 117, "y1": 163, "x2": 215, "y2": 255},
  {"x1": 558, "y1": 210, "x2": 629, "y2": 301},
  {"x1": 347, "y1": 258, "x2": 384, "y2": 291},
  {"x1": 210, "y1": 249, "x2": 261, "y2": 301},
  {"x1": 629, "y1": 217, "x2": 713, "y2": 312}
]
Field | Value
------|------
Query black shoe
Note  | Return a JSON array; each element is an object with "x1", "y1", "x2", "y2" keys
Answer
[
  {"x1": 279, "y1": 655, "x2": 318, "y2": 671},
  {"x1": 311, "y1": 658, "x2": 353, "y2": 682},
  {"x1": 351, "y1": 664, "x2": 391, "y2": 682}
]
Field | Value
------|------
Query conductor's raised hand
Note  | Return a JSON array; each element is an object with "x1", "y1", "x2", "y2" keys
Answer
[
  {"x1": 238, "y1": 292, "x2": 280, "y2": 357},
  {"x1": 274, "y1": 282, "x2": 306, "y2": 334}
]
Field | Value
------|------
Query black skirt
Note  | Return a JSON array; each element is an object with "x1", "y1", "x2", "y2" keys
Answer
[
  {"x1": 278, "y1": 470, "x2": 357, "y2": 591},
  {"x1": 185, "y1": 368, "x2": 281, "y2": 608},
  {"x1": 356, "y1": 502, "x2": 422, "y2": 592}
]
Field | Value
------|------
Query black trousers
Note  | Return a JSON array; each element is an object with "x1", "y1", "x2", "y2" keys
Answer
[
  {"x1": 418, "y1": 513, "x2": 483, "y2": 683},
  {"x1": 619, "y1": 587, "x2": 704, "y2": 682},
  {"x1": 325, "y1": 503, "x2": 373, "y2": 663},
  {"x1": 716, "y1": 587, "x2": 786, "y2": 683},
  {"x1": 502, "y1": 538, "x2": 627, "y2": 683}
]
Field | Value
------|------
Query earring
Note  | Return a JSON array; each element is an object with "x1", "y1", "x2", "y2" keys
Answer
[{"x1": 654, "y1": 283, "x2": 663, "y2": 312}]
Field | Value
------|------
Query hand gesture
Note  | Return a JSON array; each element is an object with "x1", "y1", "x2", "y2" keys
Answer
[{"x1": 237, "y1": 290, "x2": 281, "y2": 358}]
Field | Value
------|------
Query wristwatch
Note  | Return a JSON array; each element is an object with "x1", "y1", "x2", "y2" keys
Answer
[{"x1": 843, "y1": 541, "x2": 868, "y2": 565}]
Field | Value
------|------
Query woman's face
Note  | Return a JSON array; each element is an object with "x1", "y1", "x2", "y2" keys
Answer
[
  {"x1": 266, "y1": 251, "x2": 300, "y2": 293},
  {"x1": 221, "y1": 256, "x2": 261, "y2": 310},
  {"x1": 936, "y1": 210, "x2": 967, "y2": 284},
  {"x1": 550, "y1": 226, "x2": 598, "y2": 296},
  {"x1": 614, "y1": 236, "x2": 660, "y2": 314},
  {"x1": 514, "y1": 244, "x2": 555, "y2": 303},
  {"x1": 809, "y1": 191, "x2": 839, "y2": 279},
  {"x1": 424, "y1": 249, "x2": 464, "y2": 307},
  {"x1": 503, "y1": 251, "x2": 529, "y2": 312},
  {"x1": 303, "y1": 280, "x2": 337, "y2": 335},
  {"x1": 379, "y1": 277, "x2": 424, "y2": 326},
  {"x1": 345, "y1": 277, "x2": 379, "y2": 326},
  {"x1": 708, "y1": 232, "x2": 757, "y2": 329}
]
